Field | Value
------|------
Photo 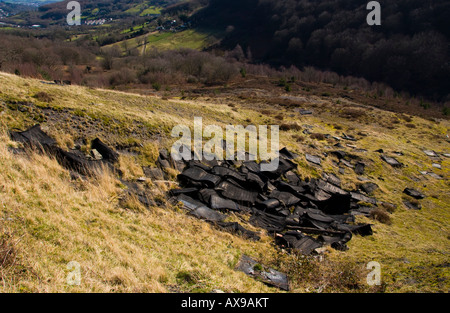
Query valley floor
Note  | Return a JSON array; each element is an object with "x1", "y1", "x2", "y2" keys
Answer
[{"x1": 0, "y1": 72, "x2": 448, "y2": 292}]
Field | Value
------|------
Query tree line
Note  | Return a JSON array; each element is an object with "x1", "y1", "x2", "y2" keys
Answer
[{"x1": 194, "y1": 0, "x2": 450, "y2": 101}]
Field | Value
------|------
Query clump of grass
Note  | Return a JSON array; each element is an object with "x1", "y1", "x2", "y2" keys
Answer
[
  {"x1": 339, "y1": 108, "x2": 366, "y2": 120},
  {"x1": 0, "y1": 227, "x2": 19, "y2": 271},
  {"x1": 380, "y1": 202, "x2": 397, "y2": 213},
  {"x1": 293, "y1": 135, "x2": 305, "y2": 142},
  {"x1": 399, "y1": 114, "x2": 412, "y2": 122},
  {"x1": 119, "y1": 155, "x2": 144, "y2": 180},
  {"x1": 119, "y1": 193, "x2": 146, "y2": 213},
  {"x1": 138, "y1": 142, "x2": 159, "y2": 167},
  {"x1": 274, "y1": 114, "x2": 284, "y2": 121},
  {"x1": 267, "y1": 251, "x2": 368, "y2": 292}
]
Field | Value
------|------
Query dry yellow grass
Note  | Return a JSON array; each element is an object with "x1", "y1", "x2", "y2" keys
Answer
[{"x1": 0, "y1": 129, "x2": 281, "y2": 292}]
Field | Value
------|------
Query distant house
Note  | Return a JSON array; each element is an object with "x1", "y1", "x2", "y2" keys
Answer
[{"x1": 85, "y1": 19, "x2": 107, "y2": 26}]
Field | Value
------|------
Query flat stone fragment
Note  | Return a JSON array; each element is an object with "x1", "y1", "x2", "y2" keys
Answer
[
  {"x1": 90, "y1": 149, "x2": 103, "y2": 160},
  {"x1": 432, "y1": 163, "x2": 442, "y2": 169},
  {"x1": 340, "y1": 159, "x2": 354, "y2": 168},
  {"x1": 427, "y1": 172, "x2": 443, "y2": 180},
  {"x1": 381, "y1": 155, "x2": 403, "y2": 168},
  {"x1": 359, "y1": 182, "x2": 379, "y2": 194},
  {"x1": 305, "y1": 154, "x2": 321, "y2": 165},
  {"x1": 354, "y1": 162, "x2": 365, "y2": 175},
  {"x1": 403, "y1": 188, "x2": 426, "y2": 199},
  {"x1": 423, "y1": 150, "x2": 438, "y2": 157},
  {"x1": 403, "y1": 201, "x2": 421, "y2": 210}
]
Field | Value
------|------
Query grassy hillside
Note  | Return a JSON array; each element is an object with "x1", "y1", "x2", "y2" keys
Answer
[{"x1": 0, "y1": 72, "x2": 449, "y2": 292}]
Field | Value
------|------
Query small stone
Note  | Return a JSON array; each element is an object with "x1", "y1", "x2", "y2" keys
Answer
[
  {"x1": 427, "y1": 172, "x2": 443, "y2": 180},
  {"x1": 305, "y1": 154, "x2": 321, "y2": 165},
  {"x1": 403, "y1": 188, "x2": 426, "y2": 199},
  {"x1": 423, "y1": 150, "x2": 437, "y2": 157},
  {"x1": 91, "y1": 149, "x2": 103, "y2": 160},
  {"x1": 432, "y1": 163, "x2": 441, "y2": 169},
  {"x1": 354, "y1": 162, "x2": 365, "y2": 175}
]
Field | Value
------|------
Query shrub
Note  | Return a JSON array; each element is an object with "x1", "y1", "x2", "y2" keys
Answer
[
  {"x1": 33, "y1": 91, "x2": 53, "y2": 103},
  {"x1": 370, "y1": 208, "x2": 392, "y2": 225},
  {"x1": 280, "y1": 123, "x2": 302, "y2": 131}
]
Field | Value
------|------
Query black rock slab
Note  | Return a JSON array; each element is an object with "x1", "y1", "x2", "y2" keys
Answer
[
  {"x1": 51, "y1": 146, "x2": 100, "y2": 176},
  {"x1": 269, "y1": 190, "x2": 301, "y2": 207},
  {"x1": 261, "y1": 157, "x2": 297, "y2": 178},
  {"x1": 333, "y1": 223, "x2": 373, "y2": 236},
  {"x1": 9, "y1": 124, "x2": 57, "y2": 148},
  {"x1": 212, "y1": 166, "x2": 246, "y2": 183},
  {"x1": 359, "y1": 182, "x2": 379, "y2": 194},
  {"x1": 285, "y1": 171, "x2": 301, "y2": 185},
  {"x1": 178, "y1": 167, "x2": 221, "y2": 188},
  {"x1": 169, "y1": 188, "x2": 199, "y2": 197},
  {"x1": 176, "y1": 194, "x2": 205, "y2": 211},
  {"x1": 235, "y1": 255, "x2": 289, "y2": 291},
  {"x1": 91, "y1": 138, "x2": 119, "y2": 163},
  {"x1": 210, "y1": 195, "x2": 240, "y2": 212},
  {"x1": 216, "y1": 180, "x2": 258, "y2": 205},
  {"x1": 350, "y1": 191, "x2": 377, "y2": 205},
  {"x1": 354, "y1": 162, "x2": 365, "y2": 175},
  {"x1": 381, "y1": 155, "x2": 403, "y2": 168},
  {"x1": 322, "y1": 172, "x2": 341, "y2": 187},
  {"x1": 198, "y1": 188, "x2": 219, "y2": 204},
  {"x1": 342, "y1": 133, "x2": 357, "y2": 141},
  {"x1": 299, "y1": 109, "x2": 313, "y2": 115},
  {"x1": 216, "y1": 222, "x2": 260, "y2": 241},
  {"x1": 190, "y1": 206, "x2": 227, "y2": 222},
  {"x1": 279, "y1": 147, "x2": 298, "y2": 160},
  {"x1": 249, "y1": 211, "x2": 286, "y2": 233},
  {"x1": 331, "y1": 150, "x2": 346, "y2": 160}
]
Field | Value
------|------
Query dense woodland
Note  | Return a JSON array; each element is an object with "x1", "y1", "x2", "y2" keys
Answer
[{"x1": 194, "y1": 0, "x2": 450, "y2": 101}]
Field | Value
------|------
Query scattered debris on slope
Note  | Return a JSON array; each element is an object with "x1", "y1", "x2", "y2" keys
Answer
[
  {"x1": 9, "y1": 124, "x2": 442, "y2": 291},
  {"x1": 162, "y1": 144, "x2": 379, "y2": 260}
]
